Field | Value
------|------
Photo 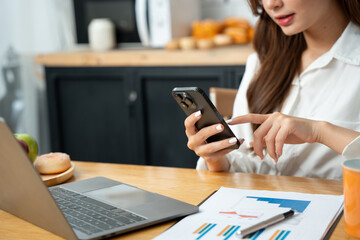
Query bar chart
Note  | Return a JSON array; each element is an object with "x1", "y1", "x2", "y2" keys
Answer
[
  {"x1": 191, "y1": 222, "x2": 292, "y2": 240},
  {"x1": 246, "y1": 196, "x2": 310, "y2": 213},
  {"x1": 217, "y1": 225, "x2": 241, "y2": 240},
  {"x1": 193, "y1": 223, "x2": 217, "y2": 239},
  {"x1": 193, "y1": 223, "x2": 241, "y2": 240}
]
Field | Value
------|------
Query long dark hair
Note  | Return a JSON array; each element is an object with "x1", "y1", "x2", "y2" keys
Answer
[{"x1": 246, "y1": 0, "x2": 360, "y2": 131}]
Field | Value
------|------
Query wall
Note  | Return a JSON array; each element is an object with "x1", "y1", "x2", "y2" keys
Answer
[
  {"x1": 201, "y1": 0, "x2": 258, "y2": 26},
  {"x1": 0, "y1": 0, "x2": 74, "y2": 154},
  {"x1": 0, "y1": 0, "x2": 75, "y2": 55}
]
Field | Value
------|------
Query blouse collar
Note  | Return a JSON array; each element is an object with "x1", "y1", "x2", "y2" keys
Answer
[
  {"x1": 297, "y1": 21, "x2": 360, "y2": 80},
  {"x1": 331, "y1": 21, "x2": 360, "y2": 66}
]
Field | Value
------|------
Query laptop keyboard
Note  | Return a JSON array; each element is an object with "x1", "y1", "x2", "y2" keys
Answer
[{"x1": 49, "y1": 187, "x2": 147, "y2": 235}]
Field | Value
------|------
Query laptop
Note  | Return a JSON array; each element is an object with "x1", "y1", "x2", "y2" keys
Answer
[{"x1": 0, "y1": 121, "x2": 198, "y2": 240}]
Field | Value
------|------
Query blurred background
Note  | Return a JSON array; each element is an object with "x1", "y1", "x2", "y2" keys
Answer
[{"x1": 0, "y1": 0, "x2": 257, "y2": 155}]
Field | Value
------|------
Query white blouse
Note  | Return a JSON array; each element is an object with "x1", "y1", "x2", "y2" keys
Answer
[
  {"x1": 342, "y1": 135, "x2": 360, "y2": 160},
  {"x1": 197, "y1": 22, "x2": 360, "y2": 179}
]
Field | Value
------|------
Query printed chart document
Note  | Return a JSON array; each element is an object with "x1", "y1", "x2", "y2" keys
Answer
[{"x1": 154, "y1": 187, "x2": 343, "y2": 240}]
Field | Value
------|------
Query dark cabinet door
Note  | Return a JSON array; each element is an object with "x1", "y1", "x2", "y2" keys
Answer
[
  {"x1": 46, "y1": 67, "x2": 144, "y2": 164},
  {"x1": 232, "y1": 66, "x2": 246, "y2": 89},
  {"x1": 134, "y1": 66, "x2": 230, "y2": 168}
]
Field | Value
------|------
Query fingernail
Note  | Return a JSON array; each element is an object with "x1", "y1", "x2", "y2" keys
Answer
[
  {"x1": 229, "y1": 137, "x2": 237, "y2": 144},
  {"x1": 226, "y1": 119, "x2": 232, "y2": 124},
  {"x1": 195, "y1": 111, "x2": 201, "y2": 117},
  {"x1": 216, "y1": 124, "x2": 223, "y2": 131}
]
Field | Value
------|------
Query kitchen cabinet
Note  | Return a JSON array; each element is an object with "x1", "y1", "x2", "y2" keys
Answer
[{"x1": 45, "y1": 65, "x2": 245, "y2": 168}]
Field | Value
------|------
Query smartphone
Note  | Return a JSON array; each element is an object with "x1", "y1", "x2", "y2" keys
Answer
[{"x1": 172, "y1": 87, "x2": 242, "y2": 149}]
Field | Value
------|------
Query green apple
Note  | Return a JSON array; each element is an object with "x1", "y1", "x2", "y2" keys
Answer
[{"x1": 14, "y1": 133, "x2": 39, "y2": 162}]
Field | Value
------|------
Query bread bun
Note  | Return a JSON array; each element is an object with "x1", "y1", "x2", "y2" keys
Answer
[
  {"x1": 196, "y1": 38, "x2": 214, "y2": 50},
  {"x1": 179, "y1": 37, "x2": 196, "y2": 50},
  {"x1": 34, "y1": 152, "x2": 71, "y2": 174},
  {"x1": 165, "y1": 39, "x2": 180, "y2": 51},
  {"x1": 213, "y1": 34, "x2": 233, "y2": 46},
  {"x1": 224, "y1": 17, "x2": 250, "y2": 29},
  {"x1": 224, "y1": 27, "x2": 249, "y2": 44},
  {"x1": 192, "y1": 20, "x2": 224, "y2": 39}
]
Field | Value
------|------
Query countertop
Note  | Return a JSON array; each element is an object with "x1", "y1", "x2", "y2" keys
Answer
[{"x1": 35, "y1": 44, "x2": 254, "y2": 67}]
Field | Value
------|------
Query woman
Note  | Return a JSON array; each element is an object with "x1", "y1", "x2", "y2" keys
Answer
[{"x1": 185, "y1": 0, "x2": 360, "y2": 179}]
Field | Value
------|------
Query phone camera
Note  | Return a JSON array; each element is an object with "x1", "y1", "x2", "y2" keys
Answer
[
  {"x1": 184, "y1": 97, "x2": 193, "y2": 106},
  {"x1": 180, "y1": 102, "x2": 189, "y2": 108},
  {"x1": 174, "y1": 92, "x2": 197, "y2": 110},
  {"x1": 174, "y1": 94, "x2": 183, "y2": 102}
]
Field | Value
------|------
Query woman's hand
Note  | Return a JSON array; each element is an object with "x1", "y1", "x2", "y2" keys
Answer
[
  {"x1": 228, "y1": 113, "x2": 321, "y2": 161},
  {"x1": 185, "y1": 110, "x2": 238, "y2": 171}
]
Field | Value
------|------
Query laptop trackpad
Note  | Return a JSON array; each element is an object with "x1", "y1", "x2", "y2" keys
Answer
[{"x1": 85, "y1": 184, "x2": 159, "y2": 209}]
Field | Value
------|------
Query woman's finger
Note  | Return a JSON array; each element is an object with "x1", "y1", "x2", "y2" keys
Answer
[
  {"x1": 193, "y1": 137, "x2": 239, "y2": 157},
  {"x1": 275, "y1": 126, "x2": 289, "y2": 158},
  {"x1": 184, "y1": 110, "x2": 202, "y2": 137},
  {"x1": 252, "y1": 118, "x2": 273, "y2": 159},
  {"x1": 264, "y1": 123, "x2": 281, "y2": 162},
  {"x1": 197, "y1": 123, "x2": 224, "y2": 143},
  {"x1": 187, "y1": 123, "x2": 225, "y2": 150},
  {"x1": 227, "y1": 113, "x2": 269, "y2": 125},
  {"x1": 204, "y1": 149, "x2": 234, "y2": 162}
]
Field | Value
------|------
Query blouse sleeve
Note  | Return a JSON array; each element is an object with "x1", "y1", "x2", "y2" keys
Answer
[
  {"x1": 196, "y1": 53, "x2": 261, "y2": 171},
  {"x1": 342, "y1": 135, "x2": 360, "y2": 160}
]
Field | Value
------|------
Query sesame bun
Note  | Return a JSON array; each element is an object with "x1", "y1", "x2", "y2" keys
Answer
[{"x1": 34, "y1": 152, "x2": 71, "y2": 174}]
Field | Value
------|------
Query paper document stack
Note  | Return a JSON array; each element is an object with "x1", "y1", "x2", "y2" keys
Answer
[{"x1": 154, "y1": 187, "x2": 343, "y2": 240}]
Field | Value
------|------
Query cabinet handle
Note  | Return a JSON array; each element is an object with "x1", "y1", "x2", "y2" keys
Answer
[{"x1": 129, "y1": 91, "x2": 137, "y2": 102}]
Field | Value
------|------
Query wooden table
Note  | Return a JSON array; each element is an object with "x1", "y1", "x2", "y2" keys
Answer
[{"x1": 0, "y1": 161, "x2": 355, "y2": 240}]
